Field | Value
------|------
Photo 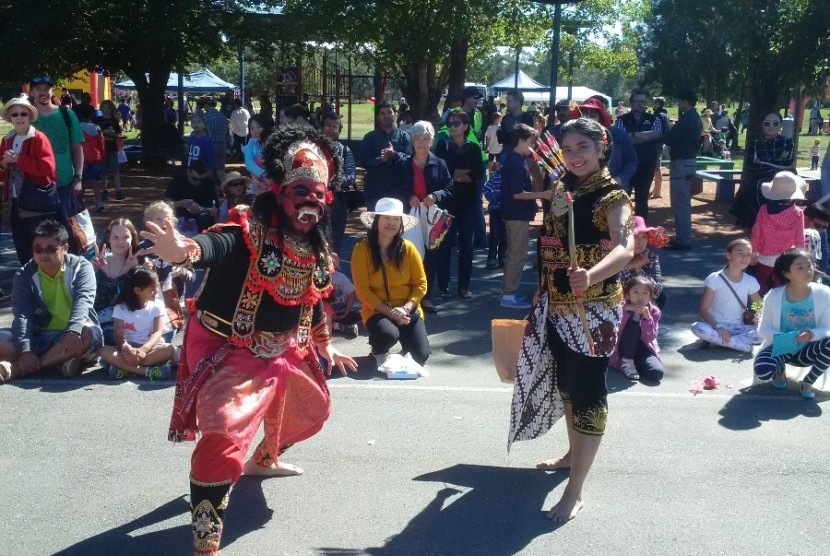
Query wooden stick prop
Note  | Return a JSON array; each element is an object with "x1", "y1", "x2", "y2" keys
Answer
[{"x1": 567, "y1": 192, "x2": 595, "y2": 355}]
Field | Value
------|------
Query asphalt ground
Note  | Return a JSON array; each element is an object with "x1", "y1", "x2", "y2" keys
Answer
[{"x1": 1, "y1": 225, "x2": 828, "y2": 555}]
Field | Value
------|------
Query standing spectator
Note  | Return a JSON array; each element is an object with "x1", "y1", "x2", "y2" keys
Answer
[
  {"x1": 821, "y1": 141, "x2": 830, "y2": 200},
  {"x1": 499, "y1": 90, "x2": 534, "y2": 147},
  {"x1": 808, "y1": 103, "x2": 821, "y2": 135},
  {"x1": 484, "y1": 95, "x2": 499, "y2": 131},
  {"x1": 616, "y1": 101, "x2": 626, "y2": 117},
  {"x1": 29, "y1": 75, "x2": 84, "y2": 218},
  {"x1": 229, "y1": 98, "x2": 250, "y2": 160},
  {"x1": 359, "y1": 100, "x2": 412, "y2": 211},
  {"x1": 545, "y1": 99, "x2": 571, "y2": 142},
  {"x1": 258, "y1": 93, "x2": 274, "y2": 125},
  {"x1": 60, "y1": 88, "x2": 77, "y2": 109},
  {"x1": 202, "y1": 98, "x2": 229, "y2": 182},
  {"x1": 616, "y1": 90, "x2": 664, "y2": 220},
  {"x1": 663, "y1": 90, "x2": 703, "y2": 250},
  {"x1": 460, "y1": 86, "x2": 484, "y2": 141},
  {"x1": 810, "y1": 139, "x2": 821, "y2": 171},
  {"x1": 284, "y1": 103, "x2": 313, "y2": 127},
  {"x1": 651, "y1": 96, "x2": 670, "y2": 199},
  {"x1": 163, "y1": 98, "x2": 177, "y2": 124},
  {"x1": 0, "y1": 95, "x2": 58, "y2": 264},
  {"x1": 321, "y1": 113, "x2": 356, "y2": 256},
  {"x1": 186, "y1": 112, "x2": 216, "y2": 171},
  {"x1": 117, "y1": 98, "x2": 132, "y2": 132},
  {"x1": 434, "y1": 110, "x2": 484, "y2": 299},
  {"x1": 484, "y1": 112, "x2": 504, "y2": 169},
  {"x1": 219, "y1": 91, "x2": 234, "y2": 120},
  {"x1": 391, "y1": 120, "x2": 454, "y2": 313},
  {"x1": 499, "y1": 124, "x2": 548, "y2": 310},
  {"x1": 242, "y1": 114, "x2": 273, "y2": 194},
  {"x1": 95, "y1": 100, "x2": 125, "y2": 201},
  {"x1": 0, "y1": 220, "x2": 102, "y2": 383},
  {"x1": 77, "y1": 108, "x2": 106, "y2": 212},
  {"x1": 577, "y1": 98, "x2": 638, "y2": 194}
]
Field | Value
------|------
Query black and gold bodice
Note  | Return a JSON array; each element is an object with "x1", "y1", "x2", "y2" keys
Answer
[{"x1": 539, "y1": 169, "x2": 631, "y2": 306}]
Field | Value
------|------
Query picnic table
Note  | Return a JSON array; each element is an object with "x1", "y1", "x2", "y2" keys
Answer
[{"x1": 695, "y1": 168, "x2": 823, "y2": 203}]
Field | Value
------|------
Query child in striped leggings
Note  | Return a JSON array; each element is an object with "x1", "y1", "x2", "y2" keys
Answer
[{"x1": 754, "y1": 248, "x2": 830, "y2": 399}]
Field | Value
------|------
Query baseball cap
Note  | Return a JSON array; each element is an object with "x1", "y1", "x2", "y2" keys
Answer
[
  {"x1": 461, "y1": 86, "x2": 483, "y2": 100},
  {"x1": 29, "y1": 75, "x2": 54, "y2": 88}
]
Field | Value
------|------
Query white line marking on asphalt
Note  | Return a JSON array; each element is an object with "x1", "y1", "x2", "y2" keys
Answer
[{"x1": 327, "y1": 382, "x2": 813, "y2": 401}]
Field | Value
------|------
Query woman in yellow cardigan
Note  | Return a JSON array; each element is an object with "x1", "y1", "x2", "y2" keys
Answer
[{"x1": 351, "y1": 197, "x2": 430, "y2": 366}]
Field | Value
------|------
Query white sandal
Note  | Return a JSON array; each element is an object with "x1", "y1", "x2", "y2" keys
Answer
[{"x1": 0, "y1": 361, "x2": 12, "y2": 383}]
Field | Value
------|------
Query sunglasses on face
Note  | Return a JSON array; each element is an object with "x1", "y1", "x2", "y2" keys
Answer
[
  {"x1": 447, "y1": 121, "x2": 464, "y2": 127},
  {"x1": 763, "y1": 121, "x2": 780, "y2": 127},
  {"x1": 8, "y1": 112, "x2": 29, "y2": 118},
  {"x1": 33, "y1": 245, "x2": 61, "y2": 255}
]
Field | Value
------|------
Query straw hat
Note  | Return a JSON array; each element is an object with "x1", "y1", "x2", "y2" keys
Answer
[
  {"x1": 761, "y1": 171, "x2": 807, "y2": 201},
  {"x1": 359, "y1": 197, "x2": 418, "y2": 231},
  {"x1": 2, "y1": 94, "x2": 38, "y2": 123},
  {"x1": 220, "y1": 171, "x2": 251, "y2": 191}
]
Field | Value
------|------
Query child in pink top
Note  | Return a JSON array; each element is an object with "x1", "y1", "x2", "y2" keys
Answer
[{"x1": 751, "y1": 171, "x2": 807, "y2": 295}]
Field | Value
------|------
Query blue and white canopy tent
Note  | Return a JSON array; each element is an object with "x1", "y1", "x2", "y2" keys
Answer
[{"x1": 114, "y1": 68, "x2": 236, "y2": 93}]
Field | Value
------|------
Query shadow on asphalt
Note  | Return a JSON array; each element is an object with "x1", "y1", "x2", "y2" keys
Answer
[
  {"x1": 52, "y1": 495, "x2": 191, "y2": 555},
  {"x1": 717, "y1": 387, "x2": 825, "y2": 430},
  {"x1": 677, "y1": 341, "x2": 754, "y2": 364},
  {"x1": 318, "y1": 464, "x2": 569, "y2": 555}
]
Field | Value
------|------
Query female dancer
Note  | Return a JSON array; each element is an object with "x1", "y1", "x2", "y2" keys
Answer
[{"x1": 509, "y1": 117, "x2": 634, "y2": 522}]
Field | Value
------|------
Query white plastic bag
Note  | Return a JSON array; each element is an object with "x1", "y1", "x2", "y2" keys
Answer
[
  {"x1": 378, "y1": 353, "x2": 428, "y2": 380},
  {"x1": 401, "y1": 207, "x2": 426, "y2": 260}
]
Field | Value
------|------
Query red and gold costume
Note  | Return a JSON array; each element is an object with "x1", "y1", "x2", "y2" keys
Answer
[{"x1": 168, "y1": 130, "x2": 341, "y2": 555}]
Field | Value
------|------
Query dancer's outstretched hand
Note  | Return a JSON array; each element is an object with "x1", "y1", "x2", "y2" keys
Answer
[
  {"x1": 320, "y1": 344, "x2": 358, "y2": 377},
  {"x1": 140, "y1": 221, "x2": 191, "y2": 263}
]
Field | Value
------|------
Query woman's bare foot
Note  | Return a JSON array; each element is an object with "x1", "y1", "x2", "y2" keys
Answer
[
  {"x1": 536, "y1": 451, "x2": 572, "y2": 470},
  {"x1": 649, "y1": 191, "x2": 662, "y2": 199},
  {"x1": 546, "y1": 493, "x2": 584, "y2": 522},
  {"x1": 242, "y1": 457, "x2": 304, "y2": 477}
]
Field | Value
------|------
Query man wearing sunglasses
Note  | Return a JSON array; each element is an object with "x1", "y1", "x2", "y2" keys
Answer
[
  {"x1": 30, "y1": 75, "x2": 85, "y2": 219},
  {"x1": 0, "y1": 220, "x2": 102, "y2": 383}
]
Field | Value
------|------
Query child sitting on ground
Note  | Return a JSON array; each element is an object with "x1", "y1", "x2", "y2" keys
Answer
[
  {"x1": 692, "y1": 238, "x2": 762, "y2": 353},
  {"x1": 803, "y1": 201, "x2": 830, "y2": 272},
  {"x1": 142, "y1": 200, "x2": 195, "y2": 340},
  {"x1": 609, "y1": 276, "x2": 664, "y2": 382},
  {"x1": 751, "y1": 171, "x2": 806, "y2": 295},
  {"x1": 98, "y1": 266, "x2": 175, "y2": 380},
  {"x1": 326, "y1": 255, "x2": 361, "y2": 338},
  {"x1": 754, "y1": 248, "x2": 830, "y2": 399},
  {"x1": 618, "y1": 216, "x2": 668, "y2": 308}
]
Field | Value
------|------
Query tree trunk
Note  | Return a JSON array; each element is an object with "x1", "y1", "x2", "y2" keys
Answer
[
  {"x1": 446, "y1": 35, "x2": 469, "y2": 99},
  {"x1": 791, "y1": 85, "x2": 804, "y2": 159},
  {"x1": 125, "y1": 64, "x2": 172, "y2": 167},
  {"x1": 401, "y1": 62, "x2": 442, "y2": 123}
]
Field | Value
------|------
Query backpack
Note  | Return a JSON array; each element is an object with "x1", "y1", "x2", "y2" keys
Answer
[{"x1": 80, "y1": 124, "x2": 104, "y2": 164}]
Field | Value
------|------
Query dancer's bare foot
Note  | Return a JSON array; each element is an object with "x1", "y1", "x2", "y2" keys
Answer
[
  {"x1": 242, "y1": 457, "x2": 304, "y2": 477},
  {"x1": 546, "y1": 493, "x2": 584, "y2": 522},
  {"x1": 536, "y1": 451, "x2": 572, "y2": 470}
]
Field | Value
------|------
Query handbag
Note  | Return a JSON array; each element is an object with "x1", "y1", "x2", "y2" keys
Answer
[
  {"x1": 426, "y1": 206, "x2": 454, "y2": 251},
  {"x1": 18, "y1": 179, "x2": 60, "y2": 214},
  {"x1": 491, "y1": 318, "x2": 528, "y2": 383},
  {"x1": 718, "y1": 272, "x2": 755, "y2": 325}
]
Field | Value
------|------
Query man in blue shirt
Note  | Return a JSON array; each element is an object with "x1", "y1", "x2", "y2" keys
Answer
[{"x1": 359, "y1": 100, "x2": 412, "y2": 211}]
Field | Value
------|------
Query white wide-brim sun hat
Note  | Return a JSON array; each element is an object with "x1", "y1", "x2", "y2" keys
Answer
[
  {"x1": 761, "y1": 171, "x2": 807, "y2": 201},
  {"x1": 359, "y1": 197, "x2": 419, "y2": 232},
  {"x1": 2, "y1": 94, "x2": 38, "y2": 123}
]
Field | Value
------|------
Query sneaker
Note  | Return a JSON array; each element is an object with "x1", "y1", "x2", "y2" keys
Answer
[
  {"x1": 0, "y1": 361, "x2": 11, "y2": 383},
  {"x1": 346, "y1": 324, "x2": 359, "y2": 339},
  {"x1": 115, "y1": 192, "x2": 126, "y2": 201},
  {"x1": 500, "y1": 294, "x2": 531, "y2": 310},
  {"x1": 487, "y1": 259, "x2": 499, "y2": 270},
  {"x1": 145, "y1": 364, "x2": 172, "y2": 381},
  {"x1": 108, "y1": 365, "x2": 128, "y2": 380},
  {"x1": 60, "y1": 357, "x2": 84, "y2": 378},
  {"x1": 372, "y1": 352, "x2": 390, "y2": 367},
  {"x1": 620, "y1": 359, "x2": 640, "y2": 380}
]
